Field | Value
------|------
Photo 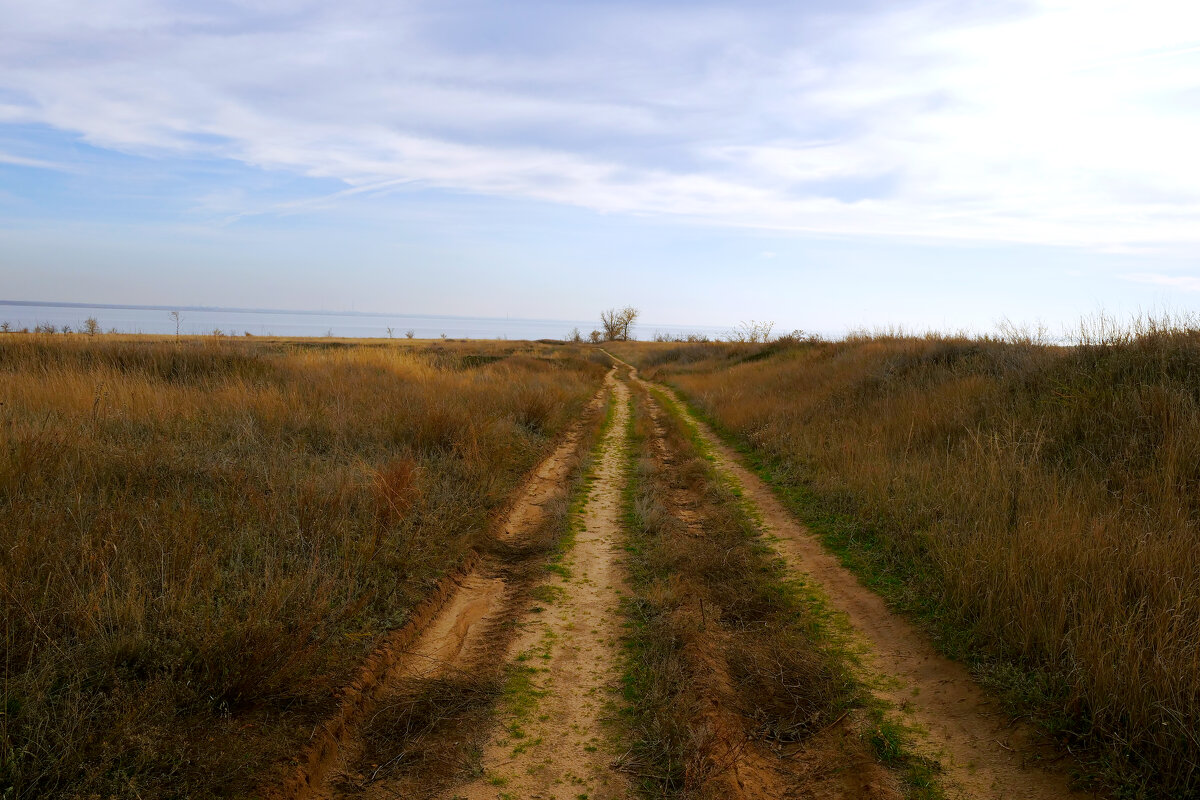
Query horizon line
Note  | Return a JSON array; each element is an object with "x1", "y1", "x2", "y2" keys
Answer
[{"x1": 0, "y1": 299, "x2": 732, "y2": 332}]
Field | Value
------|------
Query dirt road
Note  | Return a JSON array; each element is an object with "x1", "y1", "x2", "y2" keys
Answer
[
  {"x1": 635, "y1": 380, "x2": 903, "y2": 800},
  {"x1": 269, "y1": 375, "x2": 613, "y2": 800},
  {"x1": 274, "y1": 353, "x2": 1095, "y2": 800},
  {"x1": 270, "y1": 370, "x2": 634, "y2": 800},
  {"x1": 635, "y1": 367, "x2": 1090, "y2": 800},
  {"x1": 442, "y1": 373, "x2": 634, "y2": 799}
]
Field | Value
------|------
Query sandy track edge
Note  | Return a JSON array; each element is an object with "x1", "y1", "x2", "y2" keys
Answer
[
  {"x1": 265, "y1": 549, "x2": 483, "y2": 800},
  {"x1": 263, "y1": 380, "x2": 611, "y2": 800}
]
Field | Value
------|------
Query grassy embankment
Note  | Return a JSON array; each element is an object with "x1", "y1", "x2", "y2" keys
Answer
[
  {"x1": 618, "y1": 372, "x2": 935, "y2": 797},
  {"x1": 0, "y1": 335, "x2": 606, "y2": 799},
  {"x1": 613, "y1": 319, "x2": 1200, "y2": 798}
]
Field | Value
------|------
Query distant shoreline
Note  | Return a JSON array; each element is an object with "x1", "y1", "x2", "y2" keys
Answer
[
  {"x1": 0, "y1": 300, "x2": 580, "y2": 325},
  {"x1": 0, "y1": 300, "x2": 732, "y2": 338}
]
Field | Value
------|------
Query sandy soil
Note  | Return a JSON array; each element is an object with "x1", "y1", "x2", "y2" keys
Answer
[
  {"x1": 439, "y1": 372, "x2": 635, "y2": 800},
  {"x1": 640, "y1": 371, "x2": 1094, "y2": 800}
]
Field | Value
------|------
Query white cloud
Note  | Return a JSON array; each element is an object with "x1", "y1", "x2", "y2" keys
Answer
[{"x1": 2, "y1": 0, "x2": 1200, "y2": 250}]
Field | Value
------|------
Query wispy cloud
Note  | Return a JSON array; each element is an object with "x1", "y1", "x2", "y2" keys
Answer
[
  {"x1": 2, "y1": 0, "x2": 1200, "y2": 249},
  {"x1": 211, "y1": 177, "x2": 421, "y2": 225},
  {"x1": 0, "y1": 151, "x2": 69, "y2": 171},
  {"x1": 1121, "y1": 272, "x2": 1200, "y2": 292}
]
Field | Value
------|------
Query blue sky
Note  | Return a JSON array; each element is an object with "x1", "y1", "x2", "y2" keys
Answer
[{"x1": 2, "y1": 0, "x2": 1200, "y2": 334}]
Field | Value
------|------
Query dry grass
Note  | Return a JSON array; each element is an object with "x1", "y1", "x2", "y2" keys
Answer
[
  {"x1": 612, "y1": 317, "x2": 1200, "y2": 798},
  {"x1": 0, "y1": 335, "x2": 605, "y2": 799}
]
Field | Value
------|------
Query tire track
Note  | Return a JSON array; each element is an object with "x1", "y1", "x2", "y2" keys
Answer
[
  {"x1": 627, "y1": 359, "x2": 1091, "y2": 800},
  {"x1": 437, "y1": 371, "x2": 634, "y2": 799},
  {"x1": 634, "y1": 376, "x2": 902, "y2": 800},
  {"x1": 267, "y1": 375, "x2": 613, "y2": 800}
]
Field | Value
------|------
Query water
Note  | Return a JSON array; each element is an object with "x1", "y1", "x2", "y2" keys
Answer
[{"x1": 0, "y1": 302, "x2": 732, "y2": 341}]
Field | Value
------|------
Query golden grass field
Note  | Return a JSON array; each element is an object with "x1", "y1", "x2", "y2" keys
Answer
[
  {"x1": 612, "y1": 321, "x2": 1200, "y2": 797},
  {"x1": 7, "y1": 322, "x2": 1200, "y2": 800},
  {"x1": 0, "y1": 334, "x2": 606, "y2": 798}
]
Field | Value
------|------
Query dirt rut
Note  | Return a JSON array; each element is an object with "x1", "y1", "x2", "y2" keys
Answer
[
  {"x1": 268, "y1": 377, "x2": 611, "y2": 800},
  {"x1": 639, "y1": 380, "x2": 901, "y2": 800},
  {"x1": 441, "y1": 373, "x2": 634, "y2": 799},
  {"x1": 640, "y1": 372, "x2": 1089, "y2": 800}
]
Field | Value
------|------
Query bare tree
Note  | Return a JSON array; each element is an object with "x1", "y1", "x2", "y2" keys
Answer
[
  {"x1": 600, "y1": 308, "x2": 620, "y2": 340},
  {"x1": 619, "y1": 306, "x2": 639, "y2": 340},
  {"x1": 567, "y1": 327, "x2": 583, "y2": 343},
  {"x1": 405, "y1": 329, "x2": 416, "y2": 339},
  {"x1": 0, "y1": 322, "x2": 9, "y2": 333},
  {"x1": 589, "y1": 329, "x2": 603, "y2": 344},
  {"x1": 599, "y1": 306, "x2": 640, "y2": 341},
  {"x1": 84, "y1": 317, "x2": 100, "y2": 336},
  {"x1": 168, "y1": 310, "x2": 183, "y2": 340},
  {"x1": 386, "y1": 326, "x2": 395, "y2": 339}
]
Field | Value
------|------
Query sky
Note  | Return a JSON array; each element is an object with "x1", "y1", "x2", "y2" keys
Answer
[{"x1": 2, "y1": 0, "x2": 1200, "y2": 334}]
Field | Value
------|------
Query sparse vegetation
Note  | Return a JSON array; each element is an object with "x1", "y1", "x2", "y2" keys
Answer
[
  {"x1": 614, "y1": 313, "x2": 1200, "y2": 797},
  {"x1": 651, "y1": 331, "x2": 712, "y2": 343},
  {"x1": 0, "y1": 335, "x2": 605, "y2": 799},
  {"x1": 728, "y1": 319, "x2": 774, "y2": 343}
]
